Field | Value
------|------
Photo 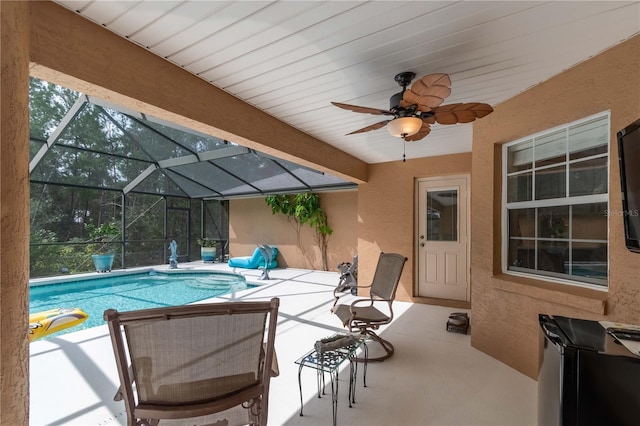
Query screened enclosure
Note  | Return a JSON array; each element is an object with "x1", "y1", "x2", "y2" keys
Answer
[{"x1": 29, "y1": 78, "x2": 355, "y2": 277}]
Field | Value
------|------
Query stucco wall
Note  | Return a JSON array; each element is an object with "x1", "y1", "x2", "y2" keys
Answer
[
  {"x1": 358, "y1": 153, "x2": 472, "y2": 302},
  {"x1": 229, "y1": 191, "x2": 358, "y2": 271},
  {"x1": 1, "y1": 2, "x2": 31, "y2": 423},
  {"x1": 471, "y1": 34, "x2": 640, "y2": 379},
  {"x1": 229, "y1": 152, "x2": 473, "y2": 305}
]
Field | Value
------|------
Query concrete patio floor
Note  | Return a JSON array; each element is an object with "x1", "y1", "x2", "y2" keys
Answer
[{"x1": 29, "y1": 262, "x2": 537, "y2": 425}]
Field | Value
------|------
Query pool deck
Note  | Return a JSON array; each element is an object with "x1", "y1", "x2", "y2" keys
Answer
[{"x1": 29, "y1": 262, "x2": 537, "y2": 425}]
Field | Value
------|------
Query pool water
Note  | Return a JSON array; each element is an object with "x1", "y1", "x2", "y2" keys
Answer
[{"x1": 29, "y1": 271, "x2": 250, "y2": 339}]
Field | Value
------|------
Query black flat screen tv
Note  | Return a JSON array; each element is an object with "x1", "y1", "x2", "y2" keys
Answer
[{"x1": 617, "y1": 118, "x2": 640, "y2": 253}]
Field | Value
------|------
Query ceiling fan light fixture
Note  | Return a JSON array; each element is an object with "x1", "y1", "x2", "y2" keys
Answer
[{"x1": 387, "y1": 116, "x2": 423, "y2": 138}]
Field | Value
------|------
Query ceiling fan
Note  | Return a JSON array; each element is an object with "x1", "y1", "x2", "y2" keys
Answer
[{"x1": 332, "y1": 72, "x2": 493, "y2": 141}]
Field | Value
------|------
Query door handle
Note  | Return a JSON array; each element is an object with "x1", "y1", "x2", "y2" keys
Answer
[{"x1": 419, "y1": 242, "x2": 425, "y2": 247}]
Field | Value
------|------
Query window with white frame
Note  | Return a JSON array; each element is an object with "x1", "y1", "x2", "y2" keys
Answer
[{"x1": 503, "y1": 113, "x2": 609, "y2": 288}]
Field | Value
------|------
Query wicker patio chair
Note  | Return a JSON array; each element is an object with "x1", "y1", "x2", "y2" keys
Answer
[
  {"x1": 104, "y1": 298, "x2": 279, "y2": 426},
  {"x1": 331, "y1": 252, "x2": 407, "y2": 362}
]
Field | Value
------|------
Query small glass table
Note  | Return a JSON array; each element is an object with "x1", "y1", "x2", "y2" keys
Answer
[{"x1": 295, "y1": 334, "x2": 368, "y2": 426}]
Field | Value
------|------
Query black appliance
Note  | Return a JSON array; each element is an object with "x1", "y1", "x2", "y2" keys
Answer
[{"x1": 538, "y1": 314, "x2": 640, "y2": 426}]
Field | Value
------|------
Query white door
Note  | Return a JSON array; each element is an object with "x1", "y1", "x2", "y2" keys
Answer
[{"x1": 416, "y1": 176, "x2": 469, "y2": 301}]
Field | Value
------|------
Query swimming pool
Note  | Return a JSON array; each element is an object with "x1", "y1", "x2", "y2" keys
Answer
[{"x1": 29, "y1": 270, "x2": 250, "y2": 339}]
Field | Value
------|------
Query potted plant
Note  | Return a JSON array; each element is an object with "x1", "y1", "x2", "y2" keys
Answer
[
  {"x1": 87, "y1": 222, "x2": 119, "y2": 272},
  {"x1": 198, "y1": 238, "x2": 217, "y2": 262}
]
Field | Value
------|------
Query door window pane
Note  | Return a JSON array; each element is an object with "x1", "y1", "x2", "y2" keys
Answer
[{"x1": 427, "y1": 190, "x2": 457, "y2": 241}]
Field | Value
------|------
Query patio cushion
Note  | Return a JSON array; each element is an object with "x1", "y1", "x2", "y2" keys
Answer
[{"x1": 228, "y1": 246, "x2": 278, "y2": 269}]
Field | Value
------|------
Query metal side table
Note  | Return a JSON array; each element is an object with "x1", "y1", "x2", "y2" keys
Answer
[{"x1": 295, "y1": 334, "x2": 368, "y2": 426}]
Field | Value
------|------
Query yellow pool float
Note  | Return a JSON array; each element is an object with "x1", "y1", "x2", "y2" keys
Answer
[{"x1": 29, "y1": 308, "x2": 89, "y2": 342}]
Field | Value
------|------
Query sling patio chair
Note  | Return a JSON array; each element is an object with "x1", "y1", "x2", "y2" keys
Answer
[
  {"x1": 331, "y1": 252, "x2": 407, "y2": 362},
  {"x1": 335, "y1": 254, "x2": 358, "y2": 295},
  {"x1": 104, "y1": 298, "x2": 279, "y2": 426}
]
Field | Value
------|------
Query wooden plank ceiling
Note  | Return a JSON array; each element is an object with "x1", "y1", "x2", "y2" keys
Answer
[{"x1": 53, "y1": 0, "x2": 640, "y2": 164}]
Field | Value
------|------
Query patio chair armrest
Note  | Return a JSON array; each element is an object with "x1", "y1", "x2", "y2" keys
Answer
[
  {"x1": 348, "y1": 297, "x2": 375, "y2": 311},
  {"x1": 331, "y1": 283, "x2": 372, "y2": 308},
  {"x1": 350, "y1": 297, "x2": 394, "y2": 313}
]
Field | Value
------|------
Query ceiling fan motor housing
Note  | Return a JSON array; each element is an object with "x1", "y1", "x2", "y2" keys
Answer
[
  {"x1": 390, "y1": 93, "x2": 419, "y2": 117},
  {"x1": 389, "y1": 91, "x2": 404, "y2": 110},
  {"x1": 390, "y1": 71, "x2": 417, "y2": 113}
]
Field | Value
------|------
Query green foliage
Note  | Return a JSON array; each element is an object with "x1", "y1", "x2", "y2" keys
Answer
[
  {"x1": 86, "y1": 222, "x2": 120, "y2": 241},
  {"x1": 29, "y1": 230, "x2": 95, "y2": 277},
  {"x1": 197, "y1": 238, "x2": 217, "y2": 247},
  {"x1": 265, "y1": 194, "x2": 294, "y2": 217},
  {"x1": 85, "y1": 221, "x2": 120, "y2": 255},
  {"x1": 29, "y1": 77, "x2": 79, "y2": 140},
  {"x1": 265, "y1": 193, "x2": 332, "y2": 270},
  {"x1": 265, "y1": 194, "x2": 332, "y2": 235}
]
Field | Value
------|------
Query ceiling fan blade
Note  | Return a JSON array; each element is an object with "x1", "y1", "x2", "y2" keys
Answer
[
  {"x1": 421, "y1": 114, "x2": 437, "y2": 125},
  {"x1": 331, "y1": 102, "x2": 394, "y2": 116},
  {"x1": 346, "y1": 120, "x2": 392, "y2": 135},
  {"x1": 401, "y1": 73, "x2": 452, "y2": 110},
  {"x1": 413, "y1": 73, "x2": 452, "y2": 91},
  {"x1": 431, "y1": 102, "x2": 494, "y2": 125},
  {"x1": 404, "y1": 122, "x2": 432, "y2": 142}
]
